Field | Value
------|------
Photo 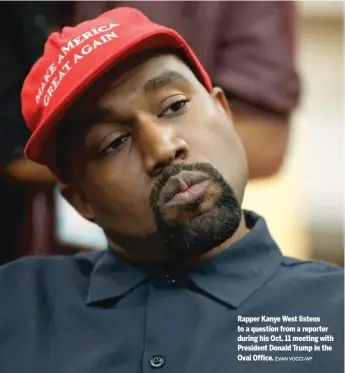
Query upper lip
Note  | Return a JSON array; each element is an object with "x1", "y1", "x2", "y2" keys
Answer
[{"x1": 158, "y1": 171, "x2": 210, "y2": 205}]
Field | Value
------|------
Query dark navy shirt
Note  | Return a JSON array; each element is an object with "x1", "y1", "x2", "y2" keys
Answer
[{"x1": 0, "y1": 211, "x2": 343, "y2": 373}]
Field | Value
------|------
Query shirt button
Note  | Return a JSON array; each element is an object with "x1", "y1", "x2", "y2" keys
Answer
[
  {"x1": 150, "y1": 355, "x2": 165, "y2": 368},
  {"x1": 165, "y1": 274, "x2": 176, "y2": 284}
]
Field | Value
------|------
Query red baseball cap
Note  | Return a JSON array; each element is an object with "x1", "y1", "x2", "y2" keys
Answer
[{"x1": 21, "y1": 7, "x2": 212, "y2": 181}]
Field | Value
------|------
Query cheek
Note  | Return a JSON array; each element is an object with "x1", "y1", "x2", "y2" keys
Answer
[
  {"x1": 82, "y1": 162, "x2": 154, "y2": 233},
  {"x1": 187, "y1": 111, "x2": 248, "y2": 201},
  {"x1": 85, "y1": 157, "x2": 139, "y2": 197},
  {"x1": 188, "y1": 109, "x2": 239, "y2": 161}
]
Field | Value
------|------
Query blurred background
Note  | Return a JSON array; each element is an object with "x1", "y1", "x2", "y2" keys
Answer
[
  {"x1": 243, "y1": 1, "x2": 343, "y2": 265},
  {"x1": 0, "y1": 1, "x2": 343, "y2": 267}
]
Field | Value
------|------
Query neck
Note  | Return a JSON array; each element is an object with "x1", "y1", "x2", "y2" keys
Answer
[{"x1": 107, "y1": 211, "x2": 248, "y2": 268}]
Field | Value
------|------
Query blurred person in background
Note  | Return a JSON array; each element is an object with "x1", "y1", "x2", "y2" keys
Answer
[
  {"x1": 0, "y1": 1, "x2": 299, "y2": 263},
  {"x1": 0, "y1": 2, "x2": 59, "y2": 264}
]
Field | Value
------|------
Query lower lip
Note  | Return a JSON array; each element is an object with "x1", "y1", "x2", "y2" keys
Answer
[{"x1": 164, "y1": 180, "x2": 210, "y2": 207}]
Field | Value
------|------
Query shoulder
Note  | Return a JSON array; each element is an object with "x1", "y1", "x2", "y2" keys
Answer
[
  {"x1": 278, "y1": 258, "x2": 344, "y2": 360},
  {"x1": 0, "y1": 251, "x2": 103, "y2": 298},
  {"x1": 277, "y1": 256, "x2": 343, "y2": 302},
  {"x1": 281, "y1": 256, "x2": 343, "y2": 278},
  {"x1": 0, "y1": 250, "x2": 103, "y2": 275}
]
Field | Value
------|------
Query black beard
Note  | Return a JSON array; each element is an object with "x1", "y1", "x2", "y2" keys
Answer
[{"x1": 149, "y1": 163, "x2": 242, "y2": 258}]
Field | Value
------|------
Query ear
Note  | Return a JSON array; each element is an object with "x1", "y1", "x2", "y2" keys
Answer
[
  {"x1": 59, "y1": 183, "x2": 96, "y2": 222},
  {"x1": 211, "y1": 87, "x2": 232, "y2": 118}
]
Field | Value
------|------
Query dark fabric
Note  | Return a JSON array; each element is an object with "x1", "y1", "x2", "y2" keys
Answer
[
  {"x1": 0, "y1": 211, "x2": 343, "y2": 372},
  {"x1": 71, "y1": 1, "x2": 300, "y2": 116},
  {"x1": 0, "y1": 2, "x2": 60, "y2": 265},
  {"x1": 0, "y1": 175, "x2": 29, "y2": 264}
]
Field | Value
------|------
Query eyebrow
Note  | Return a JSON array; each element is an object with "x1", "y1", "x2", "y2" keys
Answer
[
  {"x1": 143, "y1": 70, "x2": 187, "y2": 93},
  {"x1": 85, "y1": 107, "x2": 113, "y2": 126},
  {"x1": 83, "y1": 71, "x2": 188, "y2": 127}
]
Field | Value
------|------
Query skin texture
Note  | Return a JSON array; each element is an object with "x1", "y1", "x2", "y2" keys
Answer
[
  {"x1": 4, "y1": 111, "x2": 288, "y2": 183},
  {"x1": 57, "y1": 51, "x2": 249, "y2": 265},
  {"x1": 5, "y1": 100, "x2": 289, "y2": 184}
]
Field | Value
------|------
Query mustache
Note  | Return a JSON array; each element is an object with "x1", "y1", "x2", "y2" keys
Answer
[{"x1": 149, "y1": 162, "x2": 225, "y2": 207}]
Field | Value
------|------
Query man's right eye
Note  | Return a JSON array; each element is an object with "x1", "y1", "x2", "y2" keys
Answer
[{"x1": 101, "y1": 135, "x2": 129, "y2": 156}]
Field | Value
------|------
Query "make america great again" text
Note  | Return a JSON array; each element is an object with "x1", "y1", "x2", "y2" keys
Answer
[{"x1": 35, "y1": 23, "x2": 119, "y2": 107}]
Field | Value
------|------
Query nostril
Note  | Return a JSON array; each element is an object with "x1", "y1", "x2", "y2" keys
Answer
[
  {"x1": 175, "y1": 148, "x2": 186, "y2": 159},
  {"x1": 150, "y1": 148, "x2": 187, "y2": 176}
]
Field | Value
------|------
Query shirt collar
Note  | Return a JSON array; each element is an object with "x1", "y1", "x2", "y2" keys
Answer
[
  {"x1": 86, "y1": 249, "x2": 148, "y2": 305},
  {"x1": 86, "y1": 210, "x2": 283, "y2": 307},
  {"x1": 188, "y1": 210, "x2": 283, "y2": 308}
]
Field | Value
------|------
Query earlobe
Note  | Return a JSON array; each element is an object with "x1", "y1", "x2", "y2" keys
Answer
[
  {"x1": 59, "y1": 184, "x2": 96, "y2": 222},
  {"x1": 211, "y1": 87, "x2": 232, "y2": 118}
]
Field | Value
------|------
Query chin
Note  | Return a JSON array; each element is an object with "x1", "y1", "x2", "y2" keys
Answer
[
  {"x1": 149, "y1": 162, "x2": 242, "y2": 258},
  {"x1": 158, "y1": 203, "x2": 241, "y2": 258}
]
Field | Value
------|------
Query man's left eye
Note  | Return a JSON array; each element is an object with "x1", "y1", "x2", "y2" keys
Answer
[{"x1": 161, "y1": 99, "x2": 189, "y2": 116}]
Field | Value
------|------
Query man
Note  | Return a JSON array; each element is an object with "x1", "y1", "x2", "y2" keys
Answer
[
  {"x1": 1, "y1": 1, "x2": 299, "y2": 261},
  {"x1": 0, "y1": 8, "x2": 342, "y2": 373}
]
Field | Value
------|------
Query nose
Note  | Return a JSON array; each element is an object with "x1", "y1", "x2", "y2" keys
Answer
[{"x1": 137, "y1": 119, "x2": 189, "y2": 176}]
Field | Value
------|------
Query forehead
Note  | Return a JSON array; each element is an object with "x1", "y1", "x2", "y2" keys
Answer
[
  {"x1": 97, "y1": 53, "x2": 199, "y2": 105},
  {"x1": 65, "y1": 52, "x2": 200, "y2": 126}
]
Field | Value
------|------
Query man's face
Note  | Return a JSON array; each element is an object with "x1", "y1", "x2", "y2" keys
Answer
[{"x1": 62, "y1": 53, "x2": 248, "y2": 262}]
